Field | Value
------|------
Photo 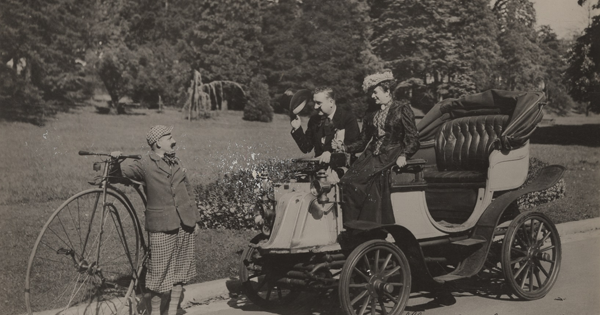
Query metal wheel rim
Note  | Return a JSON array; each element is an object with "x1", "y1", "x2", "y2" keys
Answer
[
  {"x1": 502, "y1": 212, "x2": 561, "y2": 300},
  {"x1": 25, "y1": 189, "x2": 141, "y2": 315},
  {"x1": 340, "y1": 240, "x2": 411, "y2": 315}
]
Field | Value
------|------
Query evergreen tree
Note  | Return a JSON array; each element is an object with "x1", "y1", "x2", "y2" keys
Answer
[
  {"x1": 565, "y1": 0, "x2": 600, "y2": 115},
  {"x1": 0, "y1": 0, "x2": 95, "y2": 123},
  {"x1": 370, "y1": 0, "x2": 501, "y2": 111},
  {"x1": 243, "y1": 75, "x2": 274, "y2": 122},
  {"x1": 260, "y1": 0, "x2": 375, "y2": 117}
]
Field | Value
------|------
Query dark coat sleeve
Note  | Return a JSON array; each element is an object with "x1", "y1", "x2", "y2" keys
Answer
[
  {"x1": 341, "y1": 110, "x2": 360, "y2": 147},
  {"x1": 385, "y1": 102, "x2": 419, "y2": 159},
  {"x1": 290, "y1": 116, "x2": 320, "y2": 154},
  {"x1": 398, "y1": 104, "x2": 420, "y2": 158},
  {"x1": 346, "y1": 112, "x2": 375, "y2": 154}
]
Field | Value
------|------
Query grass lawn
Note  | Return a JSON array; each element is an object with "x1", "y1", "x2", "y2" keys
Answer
[{"x1": 1, "y1": 107, "x2": 598, "y2": 314}]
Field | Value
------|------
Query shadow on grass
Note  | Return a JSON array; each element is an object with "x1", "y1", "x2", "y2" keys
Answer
[{"x1": 531, "y1": 124, "x2": 600, "y2": 147}]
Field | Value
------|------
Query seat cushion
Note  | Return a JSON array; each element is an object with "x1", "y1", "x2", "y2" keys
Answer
[
  {"x1": 424, "y1": 170, "x2": 486, "y2": 183},
  {"x1": 435, "y1": 115, "x2": 509, "y2": 172}
]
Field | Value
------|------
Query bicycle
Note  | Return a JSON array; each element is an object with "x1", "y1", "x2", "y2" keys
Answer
[{"x1": 25, "y1": 151, "x2": 150, "y2": 315}]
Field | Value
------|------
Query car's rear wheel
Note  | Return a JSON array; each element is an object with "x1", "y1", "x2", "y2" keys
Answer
[{"x1": 501, "y1": 211, "x2": 561, "y2": 300}]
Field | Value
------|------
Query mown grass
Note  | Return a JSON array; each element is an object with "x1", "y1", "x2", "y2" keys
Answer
[{"x1": 1, "y1": 107, "x2": 598, "y2": 314}]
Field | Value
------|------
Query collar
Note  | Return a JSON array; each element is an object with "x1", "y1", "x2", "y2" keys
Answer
[
  {"x1": 149, "y1": 151, "x2": 163, "y2": 161},
  {"x1": 327, "y1": 106, "x2": 337, "y2": 120}
]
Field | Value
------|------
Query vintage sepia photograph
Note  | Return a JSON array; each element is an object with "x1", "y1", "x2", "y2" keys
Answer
[{"x1": 1, "y1": 0, "x2": 599, "y2": 314}]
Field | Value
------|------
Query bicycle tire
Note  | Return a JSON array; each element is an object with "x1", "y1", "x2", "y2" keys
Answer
[{"x1": 25, "y1": 188, "x2": 142, "y2": 315}]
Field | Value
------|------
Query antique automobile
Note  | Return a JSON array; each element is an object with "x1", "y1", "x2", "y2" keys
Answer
[{"x1": 239, "y1": 90, "x2": 564, "y2": 315}]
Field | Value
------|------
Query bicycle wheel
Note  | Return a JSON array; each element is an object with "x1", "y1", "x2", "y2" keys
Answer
[{"x1": 25, "y1": 188, "x2": 142, "y2": 315}]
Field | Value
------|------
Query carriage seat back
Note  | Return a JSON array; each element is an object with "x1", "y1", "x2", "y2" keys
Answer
[{"x1": 425, "y1": 115, "x2": 509, "y2": 184}]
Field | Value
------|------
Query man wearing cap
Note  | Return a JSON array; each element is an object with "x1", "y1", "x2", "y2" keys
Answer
[
  {"x1": 290, "y1": 87, "x2": 360, "y2": 166},
  {"x1": 110, "y1": 125, "x2": 197, "y2": 315}
]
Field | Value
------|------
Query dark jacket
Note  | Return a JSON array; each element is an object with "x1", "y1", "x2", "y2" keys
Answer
[
  {"x1": 346, "y1": 99, "x2": 419, "y2": 159},
  {"x1": 113, "y1": 151, "x2": 198, "y2": 232},
  {"x1": 291, "y1": 107, "x2": 360, "y2": 157}
]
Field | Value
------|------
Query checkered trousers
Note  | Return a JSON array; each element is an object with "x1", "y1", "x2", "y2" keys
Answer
[{"x1": 146, "y1": 227, "x2": 197, "y2": 293}]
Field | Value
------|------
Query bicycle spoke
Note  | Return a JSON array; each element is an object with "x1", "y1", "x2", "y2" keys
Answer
[{"x1": 66, "y1": 202, "x2": 84, "y2": 253}]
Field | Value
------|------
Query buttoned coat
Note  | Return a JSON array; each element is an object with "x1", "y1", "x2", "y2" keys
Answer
[
  {"x1": 114, "y1": 151, "x2": 198, "y2": 232},
  {"x1": 291, "y1": 107, "x2": 360, "y2": 157}
]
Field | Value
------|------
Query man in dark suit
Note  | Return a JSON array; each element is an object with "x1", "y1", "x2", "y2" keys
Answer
[{"x1": 290, "y1": 87, "x2": 360, "y2": 166}]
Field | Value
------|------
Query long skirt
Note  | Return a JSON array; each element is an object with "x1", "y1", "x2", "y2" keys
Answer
[
  {"x1": 146, "y1": 226, "x2": 196, "y2": 293},
  {"x1": 339, "y1": 150, "x2": 395, "y2": 224}
]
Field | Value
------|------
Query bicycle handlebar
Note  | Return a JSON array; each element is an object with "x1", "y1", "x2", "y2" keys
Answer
[{"x1": 78, "y1": 150, "x2": 141, "y2": 160}]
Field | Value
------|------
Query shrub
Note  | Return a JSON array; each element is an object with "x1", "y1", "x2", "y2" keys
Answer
[
  {"x1": 517, "y1": 157, "x2": 566, "y2": 210},
  {"x1": 196, "y1": 159, "x2": 299, "y2": 230},
  {"x1": 196, "y1": 157, "x2": 565, "y2": 230},
  {"x1": 243, "y1": 77, "x2": 273, "y2": 122}
]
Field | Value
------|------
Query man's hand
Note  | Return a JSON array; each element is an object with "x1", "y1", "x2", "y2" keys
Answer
[
  {"x1": 291, "y1": 116, "x2": 301, "y2": 130},
  {"x1": 110, "y1": 151, "x2": 122, "y2": 159},
  {"x1": 318, "y1": 151, "x2": 332, "y2": 164},
  {"x1": 331, "y1": 139, "x2": 344, "y2": 152},
  {"x1": 396, "y1": 155, "x2": 407, "y2": 168}
]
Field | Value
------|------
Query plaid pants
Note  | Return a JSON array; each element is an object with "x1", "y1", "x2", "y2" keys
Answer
[{"x1": 146, "y1": 227, "x2": 196, "y2": 293}]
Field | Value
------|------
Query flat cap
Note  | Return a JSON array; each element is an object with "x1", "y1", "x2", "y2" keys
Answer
[{"x1": 147, "y1": 125, "x2": 173, "y2": 146}]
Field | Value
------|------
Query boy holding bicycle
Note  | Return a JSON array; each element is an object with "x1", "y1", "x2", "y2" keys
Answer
[{"x1": 111, "y1": 125, "x2": 198, "y2": 315}]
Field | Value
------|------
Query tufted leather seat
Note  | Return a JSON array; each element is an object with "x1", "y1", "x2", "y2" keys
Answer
[{"x1": 424, "y1": 115, "x2": 509, "y2": 184}]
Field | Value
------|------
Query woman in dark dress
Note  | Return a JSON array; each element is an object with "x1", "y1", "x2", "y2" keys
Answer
[{"x1": 338, "y1": 70, "x2": 420, "y2": 224}]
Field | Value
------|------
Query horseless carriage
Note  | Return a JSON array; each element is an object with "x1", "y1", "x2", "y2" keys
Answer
[{"x1": 240, "y1": 90, "x2": 564, "y2": 315}]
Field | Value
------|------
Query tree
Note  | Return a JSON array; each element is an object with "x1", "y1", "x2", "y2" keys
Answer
[
  {"x1": 243, "y1": 76, "x2": 273, "y2": 122},
  {"x1": 93, "y1": 43, "x2": 138, "y2": 114},
  {"x1": 260, "y1": 0, "x2": 375, "y2": 117},
  {"x1": 493, "y1": 0, "x2": 547, "y2": 92},
  {"x1": 0, "y1": 0, "x2": 95, "y2": 123},
  {"x1": 565, "y1": 0, "x2": 600, "y2": 115},
  {"x1": 370, "y1": 0, "x2": 501, "y2": 111},
  {"x1": 537, "y1": 25, "x2": 577, "y2": 115}
]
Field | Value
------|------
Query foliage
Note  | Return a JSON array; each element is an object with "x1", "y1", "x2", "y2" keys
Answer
[
  {"x1": 0, "y1": 65, "x2": 46, "y2": 125},
  {"x1": 179, "y1": 0, "x2": 263, "y2": 86},
  {"x1": 536, "y1": 26, "x2": 577, "y2": 115},
  {"x1": 197, "y1": 156, "x2": 565, "y2": 230},
  {"x1": 196, "y1": 159, "x2": 298, "y2": 230},
  {"x1": 260, "y1": 0, "x2": 376, "y2": 117},
  {"x1": 517, "y1": 157, "x2": 566, "y2": 210},
  {"x1": 494, "y1": 1, "x2": 546, "y2": 92},
  {"x1": 565, "y1": 0, "x2": 600, "y2": 115},
  {"x1": 370, "y1": 0, "x2": 501, "y2": 112},
  {"x1": 0, "y1": 0, "x2": 95, "y2": 123},
  {"x1": 92, "y1": 43, "x2": 138, "y2": 113},
  {"x1": 243, "y1": 76, "x2": 274, "y2": 122}
]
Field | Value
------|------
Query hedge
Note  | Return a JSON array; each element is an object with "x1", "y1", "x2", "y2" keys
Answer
[{"x1": 196, "y1": 157, "x2": 566, "y2": 229}]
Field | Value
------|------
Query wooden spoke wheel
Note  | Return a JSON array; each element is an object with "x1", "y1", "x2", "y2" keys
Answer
[
  {"x1": 239, "y1": 234, "x2": 300, "y2": 308},
  {"x1": 339, "y1": 240, "x2": 411, "y2": 315},
  {"x1": 501, "y1": 211, "x2": 561, "y2": 300}
]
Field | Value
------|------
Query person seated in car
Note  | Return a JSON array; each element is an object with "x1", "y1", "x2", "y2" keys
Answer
[
  {"x1": 339, "y1": 70, "x2": 420, "y2": 224},
  {"x1": 290, "y1": 87, "x2": 360, "y2": 171}
]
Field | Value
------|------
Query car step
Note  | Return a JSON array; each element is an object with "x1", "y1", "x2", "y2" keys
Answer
[
  {"x1": 433, "y1": 274, "x2": 467, "y2": 282},
  {"x1": 450, "y1": 236, "x2": 487, "y2": 246}
]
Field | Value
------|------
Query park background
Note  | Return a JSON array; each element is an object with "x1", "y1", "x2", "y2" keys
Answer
[{"x1": 1, "y1": 0, "x2": 599, "y2": 314}]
